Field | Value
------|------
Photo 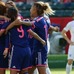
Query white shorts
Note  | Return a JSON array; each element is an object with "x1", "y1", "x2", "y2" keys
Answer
[{"x1": 68, "y1": 45, "x2": 74, "y2": 60}]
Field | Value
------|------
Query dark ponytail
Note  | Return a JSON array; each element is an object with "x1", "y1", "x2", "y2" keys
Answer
[{"x1": 7, "y1": 7, "x2": 18, "y2": 22}]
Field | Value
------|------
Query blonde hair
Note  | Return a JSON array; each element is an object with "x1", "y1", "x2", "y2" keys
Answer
[{"x1": 36, "y1": 1, "x2": 54, "y2": 15}]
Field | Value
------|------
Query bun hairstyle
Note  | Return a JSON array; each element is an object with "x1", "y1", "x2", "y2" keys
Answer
[
  {"x1": 0, "y1": 1, "x2": 6, "y2": 15},
  {"x1": 34, "y1": 1, "x2": 54, "y2": 16}
]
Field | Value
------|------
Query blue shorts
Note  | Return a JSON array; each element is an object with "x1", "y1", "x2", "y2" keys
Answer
[
  {"x1": 0, "y1": 54, "x2": 8, "y2": 69},
  {"x1": 32, "y1": 46, "x2": 47, "y2": 66},
  {"x1": 9, "y1": 45, "x2": 31, "y2": 71}
]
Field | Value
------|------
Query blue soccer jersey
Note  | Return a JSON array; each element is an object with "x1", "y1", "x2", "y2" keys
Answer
[
  {"x1": 31, "y1": 16, "x2": 49, "y2": 66},
  {"x1": 44, "y1": 14, "x2": 51, "y2": 29},
  {"x1": 44, "y1": 14, "x2": 51, "y2": 54},
  {"x1": 0, "y1": 19, "x2": 9, "y2": 54},
  {"x1": 7, "y1": 21, "x2": 32, "y2": 70},
  {"x1": 0, "y1": 19, "x2": 9, "y2": 68},
  {"x1": 9, "y1": 24, "x2": 30, "y2": 48},
  {"x1": 33, "y1": 16, "x2": 49, "y2": 50}
]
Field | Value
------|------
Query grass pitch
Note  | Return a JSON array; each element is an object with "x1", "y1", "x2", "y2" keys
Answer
[
  {"x1": 51, "y1": 68, "x2": 74, "y2": 74},
  {"x1": 6, "y1": 68, "x2": 74, "y2": 74}
]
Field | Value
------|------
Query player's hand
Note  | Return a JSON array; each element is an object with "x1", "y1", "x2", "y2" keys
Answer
[
  {"x1": 5, "y1": 29, "x2": 8, "y2": 34},
  {"x1": 3, "y1": 16, "x2": 10, "y2": 22},
  {"x1": 48, "y1": 29, "x2": 53, "y2": 34},
  {"x1": 3, "y1": 48, "x2": 9, "y2": 58},
  {"x1": 41, "y1": 40, "x2": 46, "y2": 46},
  {"x1": 14, "y1": 19, "x2": 23, "y2": 26},
  {"x1": 54, "y1": 26, "x2": 60, "y2": 32},
  {"x1": 68, "y1": 41, "x2": 74, "y2": 45}
]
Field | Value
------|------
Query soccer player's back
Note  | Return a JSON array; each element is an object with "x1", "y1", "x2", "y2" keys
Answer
[
  {"x1": 5, "y1": 7, "x2": 32, "y2": 74},
  {"x1": 9, "y1": 25, "x2": 30, "y2": 47}
]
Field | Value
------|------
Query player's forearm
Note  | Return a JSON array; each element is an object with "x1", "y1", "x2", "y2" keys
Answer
[
  {"x1": 28, "y1": 29, "x2": 45, "y2": 44},
  {"x1": 0, "y1": 15, "x2": 9, "y2": 20},
  {"x1": 6, "y1": 21, "x2": 15, "y2": 31},
  {"x1": 61, "y1": 30, "x2": 70, "y2": 44},
  {"x1": 21, "y1": 21, "x2": 32, "y2": 26},
  {"x1": 0, "y1": 15, "x2": 5, "y2": 19},
  {"x1": 50, "y1": 26, "x2": 59, "y2": 32},
  {"x1": 0, "y1": 30, "x2": 5, "y2": 36},
  {"x1": 12, "y1": 19, "x2": 32, "y2": 26},
  {"x1": 33, "y1": 32, "x2": 43, "y2": 42},
  {"x1": 32, "y1": 33, "x2": 46, "y2": 45}
]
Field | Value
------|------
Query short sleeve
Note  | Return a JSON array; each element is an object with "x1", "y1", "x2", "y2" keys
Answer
[
  {"x1": 33, "y1": 19, "x2": 43, "y2": 29},
  {"x1": 44, "y1": 14, "x2": 51, "y2": 28},
  {"x1": 63, "y1": 22, "x2": 71, "y2": 32},
  {"x1": 1, "y1": 22, "x2": 10, "y2": 29},
  {"x1": 46, "y1": 20, "x2": 50, "y2": 29},
  {"x1": 33, "y1": 21, "x2": 38, "y2": 28}
]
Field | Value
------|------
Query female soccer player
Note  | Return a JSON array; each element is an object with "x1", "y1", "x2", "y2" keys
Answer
[
  {"x1": 0, "y1": 2, "x2": 9, "y2": 74},
  {"x1": 61, "y1": 11, "x2": 74, "y2": 74},
  {"x1": 22, "y1": 2, "x2": 51, "y2": 74},
  {"x1": 22, "y1": 2, "x2": 58, "y2": 74}
]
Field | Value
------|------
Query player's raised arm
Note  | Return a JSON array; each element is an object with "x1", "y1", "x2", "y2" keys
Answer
[
  {"x1": 6, "y1": 19, "x2": 17, "y2": 31},
  {"x1": 6, "y1": 18, "x2": 32, "y2": 33},
  {"x1": 0, "y1": 15, "x2": 10, "y2": 21},
  {"x1": 5, "y1": 17, "x2": 20, "y2": 33},
  {"x1": 20, "y1": 20, "x2": 33, "y2": 26},
  {"x1": 12, "y1": 19, "x2": 33, "y2": 26}
]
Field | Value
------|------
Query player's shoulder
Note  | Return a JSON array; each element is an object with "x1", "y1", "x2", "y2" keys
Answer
[
  {"x1": 66, "y1": 20, "x2": 74, "y2": 27},
  {"x1": 36, "y1": 16, "x2": 44, "y2": 22},
  {"x1": 43, "y1": 14, "x2": 49, "y2": 19},
  {"x1": 0, "y1": 19, "x2": 5, "y2": 24},
  {"x1": 68, "y1": 20, "x2": 74, "y2": 24}
]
